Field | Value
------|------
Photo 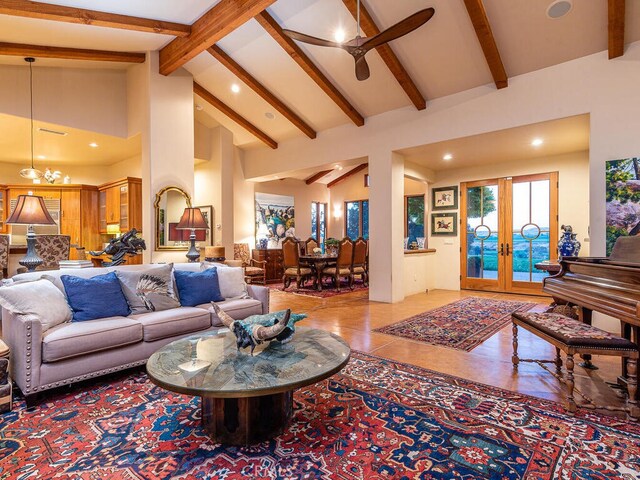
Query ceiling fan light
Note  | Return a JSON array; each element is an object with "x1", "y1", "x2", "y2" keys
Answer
[
  {"x1": 20, "y1": 167, "x2": 44, "y2": 179},
  {"x1": 334, "y1": 28, "x2": 346, "y2": 43}
]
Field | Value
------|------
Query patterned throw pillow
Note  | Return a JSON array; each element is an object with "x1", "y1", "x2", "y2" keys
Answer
[{"x1": 116, "y1": 264, "x2": 179, "y2": 315}]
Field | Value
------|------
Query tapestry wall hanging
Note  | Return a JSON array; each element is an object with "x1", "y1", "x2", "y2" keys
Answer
[
  {"x1": 606, "y1": 158, "x2": 640, "y2": 255},
  {"x1": 255, "y1": 193, "x2": 295, "y2": 249}
]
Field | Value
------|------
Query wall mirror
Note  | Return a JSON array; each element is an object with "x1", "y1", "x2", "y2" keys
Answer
[{"x1": 154, "y1": 186, "x2": 192, "y2": 251}]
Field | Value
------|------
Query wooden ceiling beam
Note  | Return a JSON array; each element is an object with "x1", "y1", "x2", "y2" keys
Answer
[
  {"x1": 341, "y1": 0, "x2": 426, "y2": 110},
  {"x1": 255, "y1": 10, "x2": 365, "y2": 127},
  {"x1": 462, "y1": 0, "x2": 508, "y2": 89},
  {"x1": 194, "y1": 82, "x2": 277, "y2": 150},
  {"x1": 160, "y1": 0, "x2": 275, "y2": 76},
  {"x1": 327, "y1": 163, "x2": 368, "y2": 188},
  {"x1": 305, "y1": 169, "x2": 333, "y2": 185},
  {"x1": 0, "y1": 0, "x2": 191, "y2": 36},
  {"x1": 0, "y1": 42, "x2": 145, "y2": 63},
  {"x1": 608, "y1": 0, "x2": 626, "y2": 59},
  {"x1": 207, "y1": 45, "x2": 317, "y2": 139}
]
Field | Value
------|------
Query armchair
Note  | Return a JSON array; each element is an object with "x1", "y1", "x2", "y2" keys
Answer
[
  {"x1": 233, "y1": 243, "x2": 266, "y2": 285},
  {"x1": 0, "y1": 235, "x2": 8, "y2": 280}
]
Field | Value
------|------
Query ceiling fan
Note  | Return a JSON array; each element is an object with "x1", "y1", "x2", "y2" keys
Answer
[{"x1": 283, "y1": 2, "x2": 435, "y2": 81}]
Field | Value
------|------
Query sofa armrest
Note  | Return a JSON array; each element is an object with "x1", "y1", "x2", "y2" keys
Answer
[
  {"x1": 246, "y1": 285, "x2": 269, "y2": 314},
  {"x1": 1, "y1": 308, "x2": 42, "y2": 396}
]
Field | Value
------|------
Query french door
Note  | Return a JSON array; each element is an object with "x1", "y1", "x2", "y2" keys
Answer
[{"x1": 460, "y1": 173, "x2": 558, "y2": 295}]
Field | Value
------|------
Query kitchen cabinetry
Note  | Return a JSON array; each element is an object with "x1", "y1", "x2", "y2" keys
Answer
[
  {"x1": 0, "y1": 187, "x2": 6, "y2": 233},
  {"x1": 252, "y1": 249, "x2": 284, "y2": 283},
  {"x1": 98, "y1": 178, "x2": 142, "y2": 234}
]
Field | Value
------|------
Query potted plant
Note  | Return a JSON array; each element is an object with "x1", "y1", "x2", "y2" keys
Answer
[{"x1": 324, "y1": 237, "x2": 339, "y2": 255}]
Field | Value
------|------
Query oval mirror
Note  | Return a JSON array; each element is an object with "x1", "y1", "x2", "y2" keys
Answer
[{"x1": 154, "y1": 186, "x2": 192, "y2": 251}]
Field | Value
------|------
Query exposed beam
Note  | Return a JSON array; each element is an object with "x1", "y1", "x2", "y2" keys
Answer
[
  {"x1": 462, "y1": 0, "x2": 508, "y2": 89},
  {"x1": 194, "y1": 82, "x2": 277, "y2": 150},
  {"x1": 327, "y1": 163, "x2": 367, "y2": 188},
  {"x1": 305, "y1": 169, "x2": 333, "y2": 185},
  {"x1": 608, "y1": 0, "x2": 626, "y2": 59},
  {"x1": 0, "y1": 42, "x2": 145, "y2": 63},
  {"x1": 0, "y1": 0, "x2": 190, "y2": 36},
  {"x1": 207, "y1": 45, "x2": 317, "y2": 139},
  {"x1": 255, "y1": 10, "x2": 365, "y2": 127},
  {"x1": 342, "y1": 0, "x2": 426, "y2": 110},
  {"x1": 160, "y1": 0, "x2": 275, "y2": 76}
]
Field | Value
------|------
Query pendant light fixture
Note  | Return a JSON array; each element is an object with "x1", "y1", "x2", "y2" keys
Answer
[{"x1": 19, "y1": 57, "x2": 43, "y2": 180}]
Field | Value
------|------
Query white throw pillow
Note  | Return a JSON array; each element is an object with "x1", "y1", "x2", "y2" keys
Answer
[
  {"x1": 201, "y1": 264, "x2": 248, "y2": 299},
  {"x1": 0, "y1": 278, "x2": 72, "y2": 331}
]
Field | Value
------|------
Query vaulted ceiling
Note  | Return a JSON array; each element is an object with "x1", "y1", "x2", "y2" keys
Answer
[{"x1": 0, "y1": 0, "x2": 637, "y2": 151}]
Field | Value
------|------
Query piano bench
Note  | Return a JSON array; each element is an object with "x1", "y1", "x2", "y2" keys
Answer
[{"x1": 512, "y1": 311, "x2": 639, "y2": 419}]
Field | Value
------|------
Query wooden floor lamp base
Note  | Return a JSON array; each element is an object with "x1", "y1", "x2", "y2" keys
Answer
[{"x1": 201, "y1": 391, "x2": 293, "y2": 445}]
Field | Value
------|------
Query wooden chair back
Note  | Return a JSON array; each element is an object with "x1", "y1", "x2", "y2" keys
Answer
[
  {"x1": 353, "y1": 237, "x2": 367, "y2": 267},
  {"x1": 336, "y1": 237, "x2": 354, "y2": 269},
  {"x1": 305, "y1": 237, "x2": 319, "y2": 254},
  {"x1": 282, "y1": 237, "x2": 300, "y2": 269}
]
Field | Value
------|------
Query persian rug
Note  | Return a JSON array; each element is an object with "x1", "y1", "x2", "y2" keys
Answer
[
  {"x1": 1, "y1": 352, "x2": 639, "y2": 479},
  {"x1": 375, "y1": 297, "x2": 536, "y2": 351},
  {"x1": 268, "y1": 279, "x2": 368, "y2": 298}
]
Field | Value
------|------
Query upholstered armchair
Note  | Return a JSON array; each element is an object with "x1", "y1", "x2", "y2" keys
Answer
[
  {"x1": 282, "y1": 237, "x2": 315, "y2": 290},
  {"x1": 352, "y1": 237, "x2": 368, "y2": 286},
  {"x1": 233, "y1": 243, "x2": 266, "y2": 285},
  {"x1": 16, "y1": 234, "x2": 70, "y2": 274},
  {"x1": 0, "y1": 235, "x2": 8, "y2": 280},
  {"x1": 321, "y1": 237, "x2": 354, "y2": 291}
]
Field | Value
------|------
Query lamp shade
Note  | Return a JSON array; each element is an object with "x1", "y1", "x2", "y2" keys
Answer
[
  {"x1": 175, "y1": 207, "x2": 209, "y2": 230},
  {"x1": 6, "y1": 195, "x2": 55, "y2": 225}
]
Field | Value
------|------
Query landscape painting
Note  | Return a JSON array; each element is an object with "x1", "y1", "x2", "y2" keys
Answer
[
  {"x1": 606, "y1": 158, "x2": 640, "y2": 255},
  {"x1": 255, "y1": 193, "x2": 295, "y2": 249}
]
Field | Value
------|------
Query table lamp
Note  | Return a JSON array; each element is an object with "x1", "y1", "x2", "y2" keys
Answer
[
  {"x1": 175, "y1": 207, "x2": 209, "y2": 262},
  {"x1": 6, "y1": 194, "x2": 56, "y2": 271}
]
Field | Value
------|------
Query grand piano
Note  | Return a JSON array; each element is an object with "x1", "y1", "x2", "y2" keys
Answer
[{"x1": 543, "y1": 235, "x2": 640, "y2": 386}]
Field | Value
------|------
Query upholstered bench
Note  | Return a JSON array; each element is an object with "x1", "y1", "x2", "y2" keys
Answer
[{"x1": 512, "y1": 311, "x2": 638, "y2": 419}]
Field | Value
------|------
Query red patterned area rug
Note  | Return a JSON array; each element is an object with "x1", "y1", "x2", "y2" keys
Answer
[
  {"x1": 2, "y1": 352, "x2": 640, "y2": 479},
  {"x1": 268, "y1": 279, "x2": 368, "y2": 298},
  {"x1": 375, "y1": 297, "x2": 536, "y2": 351}
]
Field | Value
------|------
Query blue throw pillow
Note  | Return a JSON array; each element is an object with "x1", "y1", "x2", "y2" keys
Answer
[
  {"x1": 61, "y1": 272, "x2": 131, "y2": 322},
  {"x1": 174, "y1": 268, "x2": 224, "y2": 307}
]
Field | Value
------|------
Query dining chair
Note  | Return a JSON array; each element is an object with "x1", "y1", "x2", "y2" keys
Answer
[
  {"x1": 0, "y1": 235, "x2": 9, "y2": 280},
  {"x1": 352, "y1": 237, "x2": 368, "y2": 286},
  {"x1": 321, "y1": 237, "x2": 354, "y2": 291},
  {"x1": 233, "y1": 243, "x2": 266, "y2": 285},
  {"x1": 282, "y1": 237, "x2": 315, "y2": 290},
  {"x1": 305, "y1": 237, "x2": 319, "y2": 254}
]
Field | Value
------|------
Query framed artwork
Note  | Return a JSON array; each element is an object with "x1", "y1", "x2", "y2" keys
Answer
[
  {"x1": 432, "y1": 186, "x2": 459, "y2": 210},
  {"x1": 194, "y1": 205, "x2": 214, "y2": 246},
  {"x1": 255, "y1": 193, "x2": 295, "y2": 249},
  {"x1": 606, "y1": 158, "x2": 640, "y2": 255},
  {"x1": 431, "y1": 212, "x2": 458, "y2": 236}
]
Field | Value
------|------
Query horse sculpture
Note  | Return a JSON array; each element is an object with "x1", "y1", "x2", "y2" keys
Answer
[{"x1": 89, "y1": 228, "x2": 146, "y2": 266}]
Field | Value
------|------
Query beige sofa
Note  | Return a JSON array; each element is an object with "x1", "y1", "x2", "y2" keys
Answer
[{"x1": 1, "y1": 262, "x2": 269, "y2": 406}]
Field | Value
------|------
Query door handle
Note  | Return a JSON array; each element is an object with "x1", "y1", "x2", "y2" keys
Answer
[
  {"x1": 506, "y1": 243, "x2": 510, "y2": 256},
  {"x1": 499, "y1": 243, "x2": 504, "y2": 256}
]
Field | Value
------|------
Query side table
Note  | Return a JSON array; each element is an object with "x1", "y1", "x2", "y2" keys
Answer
[{"x1": 0, "y1": 339, "x2": 11, "y2": 413}]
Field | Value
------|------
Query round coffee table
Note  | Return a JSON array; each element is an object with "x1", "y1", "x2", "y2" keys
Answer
[{"x1": 146, "y1": 327, "x2": 350, "y2": 445}]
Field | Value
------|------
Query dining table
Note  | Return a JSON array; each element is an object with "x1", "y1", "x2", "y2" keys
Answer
[{"x1": 299, "y1": 253, "x2": 338, "y2": 291}]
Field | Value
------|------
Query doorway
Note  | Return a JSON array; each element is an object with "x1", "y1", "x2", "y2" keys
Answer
[{"x1": 460, "y1": 172, "x2": 558, "y2": 295}]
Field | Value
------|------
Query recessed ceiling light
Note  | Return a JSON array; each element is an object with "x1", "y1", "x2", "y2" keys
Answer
[
  {"x1": 265, "y1": 112, "x2": 275, "y2": 120},
  {"x1": 547, "y1": 0, "x2": 572, "y2": 19},
  {"x1": 443, "y1": 153, "x2": 453, "y2": 161},
  {"x1": 37, "y1": 155, "x2": 46, "y2": 160},
  {"x1": 334, "y1": 28, "x2": 346, "y2": 43},
  {"x1": 531, "y1": 138, "x2": 544, "y2": 147},
  {"x1": 89, "y1": 142, "x2": 98, "y2": 148},
  {"x1": 231, "y1": 83, "x2": 240, "y2": 93}
]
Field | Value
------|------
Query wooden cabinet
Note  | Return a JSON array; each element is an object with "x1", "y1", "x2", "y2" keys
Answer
[
  {"x1": 98, "y1": 178, "x2": 142, "y2": 234},
  {"x1": 252, "y1": 249, "x2": 284, "y2": 283}
]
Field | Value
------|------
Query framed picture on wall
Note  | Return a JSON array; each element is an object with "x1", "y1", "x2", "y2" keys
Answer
[
  {"x1": 431, "y1": 212, "x2": 458, "y2": 236},
  {"x1": 432, "y1": 186, "x2": 458, "y2": 210},
  {"x1": 195, "y1": 205, "x2": 214, "y2": 246}
]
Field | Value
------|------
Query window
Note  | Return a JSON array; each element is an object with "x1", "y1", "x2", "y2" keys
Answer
[
  {"x1": 405, "y1": 195, "x2": 425, "y2": 245},
  {"x1": 345, "y1": 200, "x2": 369, "y2": 239},
  {"x1": 311, "y1": 202, "x2": 327, "y2": 244}
]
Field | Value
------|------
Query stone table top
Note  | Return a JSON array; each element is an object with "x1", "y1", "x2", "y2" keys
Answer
[{"x1": 146, "y1": 327, "x2": 350, "y2": 398}]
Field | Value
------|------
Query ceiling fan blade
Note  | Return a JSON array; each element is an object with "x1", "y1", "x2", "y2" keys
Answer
[
  {"x1": 363, "y1": 7, "x2": 435, "y2": 50},
  {"x1": 355, "y1": 55, "x2": 370, "y2": 81},
  {"x1": 283, "y1": 29, "x2": 343, "y2": 48}
]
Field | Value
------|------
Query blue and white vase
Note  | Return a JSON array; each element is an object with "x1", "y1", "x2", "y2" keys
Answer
[{"x1": 557, "y1": 224, "x2": 581, "y2": 259}]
